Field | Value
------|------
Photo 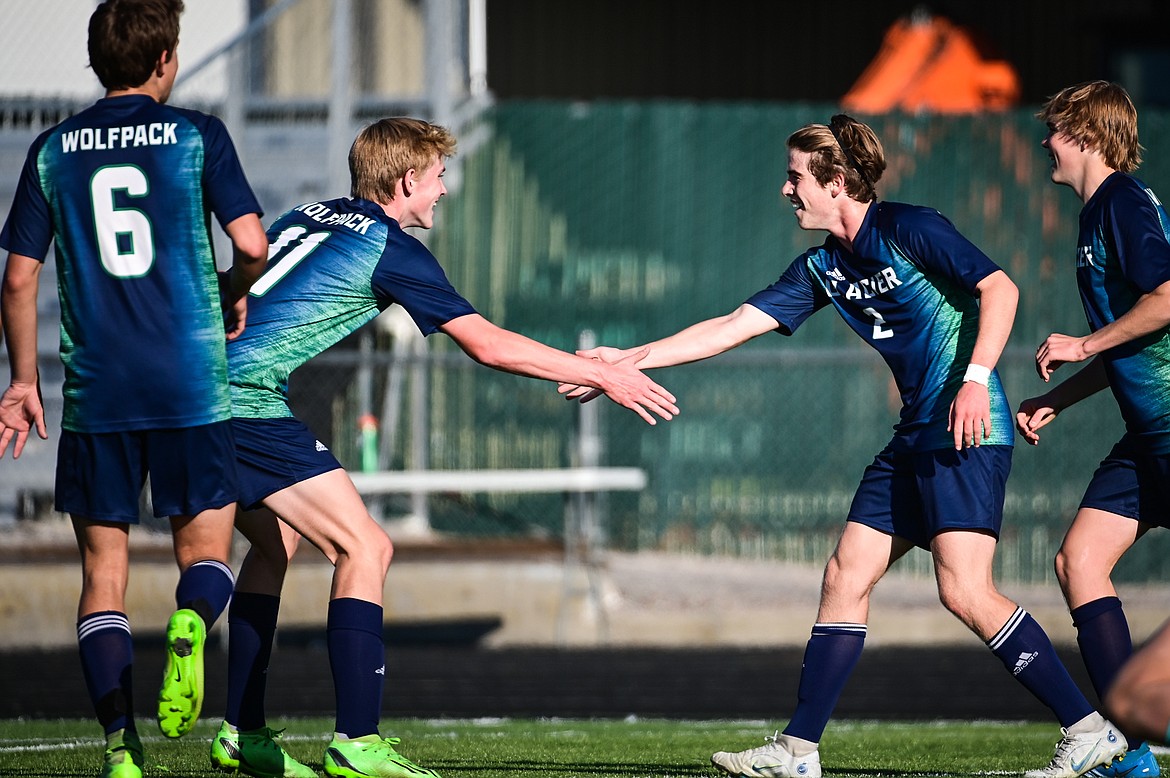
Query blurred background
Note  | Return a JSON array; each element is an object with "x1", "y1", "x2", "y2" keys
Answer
[{"x1": 2, "y1": 0, "x2": 1170, "y2": 653}]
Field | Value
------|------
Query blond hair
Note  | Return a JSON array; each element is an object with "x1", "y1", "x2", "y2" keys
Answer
[
  {"x1": 1038, "y1": 81, "x2": 1142, "y2": 173},
  {"x1": 787, "y1": 114, "x2": 886, "y2": 202},
  {"x1": 349, "y1": 118, "x2": 457, "y2": 202}
]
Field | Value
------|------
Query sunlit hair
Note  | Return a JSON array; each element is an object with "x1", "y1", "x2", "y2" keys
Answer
[
  {"x1": 1038, "y1": 81, "x2": 1142, "y2": 173},
  {"x1": 88, "y1": 0, "x2": 183, "y2": 91},
  {"x1": 786, "y1": 114, "x2": 886, "y2": 203},
  {"x1": 349, "y1": 118, "x2": 457, "y2": 203}
]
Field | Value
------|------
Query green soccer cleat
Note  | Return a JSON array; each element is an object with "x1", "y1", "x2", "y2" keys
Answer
[
  {"x1": 210, "y1": 721, "x2": 318, "y2": 778},
  {"x1": 157, "y1": 608, "x2": 207, "y2": 738},
  {"x1": 102, "y1": 728, "x2": 143, "y2": 778},
  {"x1": 323, "y1": 734, "x2": 440, "y2": 778}
]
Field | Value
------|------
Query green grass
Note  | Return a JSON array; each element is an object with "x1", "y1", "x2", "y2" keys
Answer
[{"x1": 0, "y1": 717, "x2": 1139, "y2": 777}]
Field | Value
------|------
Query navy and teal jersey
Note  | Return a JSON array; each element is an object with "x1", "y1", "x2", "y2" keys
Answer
[
  {"x1": 1076, "y1": 172, "x2": 1170, "y2": 453},
  {"x1": 747, "y1": 201, "x2": 1013, "y2": 452},
  {"x1": 0, "y1": 94, "x2": 261, "y2": 433},
  {"x1": 227, "y1": 197, "x2": 478, "y2": 419}
]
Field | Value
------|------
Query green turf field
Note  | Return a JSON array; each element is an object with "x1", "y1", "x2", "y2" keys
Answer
[{"x1": 0, "y1": 716, "x2": 1147, "y2": 777}]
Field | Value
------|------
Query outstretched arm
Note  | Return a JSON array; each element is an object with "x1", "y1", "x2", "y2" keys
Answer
[
  {"x1": 605, "y1": 304, "x2": 780, "y2": 369},
  {"x1": 949, "y1": 270, "x2": 1018, "y2": 450},
  {"x1": 562, "y1": 303, "x2": 779, "y2": 401},
  {"x1": 440, "y1": 313, "x2": 679, "y2": 425},
  {"x1": 0, "y1": 253, "x2": 47, "y2": 458},
  {"x1": 1036, "y1": 278, "x2": 1170, "y2": 381}
]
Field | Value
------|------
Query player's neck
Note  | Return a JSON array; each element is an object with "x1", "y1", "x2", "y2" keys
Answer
[
  {"x1": 832, "y1": 199, "x2": 873, "y2": 253},
  {"x1": 104, "y1": 84, "x2": 166, "y2": 103},
  {"x1": 1076, "y1": 160, "x2": 1117, "y2": 205}
]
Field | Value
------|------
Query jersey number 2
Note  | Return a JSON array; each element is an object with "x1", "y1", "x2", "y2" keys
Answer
[{"x1": 863, "y1": 307, "x2": 894, "y2": 340}]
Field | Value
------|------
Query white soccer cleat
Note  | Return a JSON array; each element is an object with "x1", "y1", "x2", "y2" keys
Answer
[
  {"x1": 1025, "y1": 721, "x2": 1128, "y2": 778},
  {"x1": 711, "y1": 732, "x2": 821, "y2": 778}
]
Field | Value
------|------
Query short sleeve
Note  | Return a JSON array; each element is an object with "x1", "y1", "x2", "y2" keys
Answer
[
  {"x1": 369, "y1": 235, "x2": 477, "y2": 335},
  {"x1": 744, "y1": 253, "x2": 829, "y2": 336},
  {"x1": 885, "y1": 206, "x2": 1000, "y2": 293},
  {"x1": 196, "y1": 114, "x2": 263, "y2": 227},
  {"x1": 0, "y1": 132, "x2": 54, "y2": 260},
  {"x1": 1105, "y1": 182, "x2": 1170, "y2": 293}
]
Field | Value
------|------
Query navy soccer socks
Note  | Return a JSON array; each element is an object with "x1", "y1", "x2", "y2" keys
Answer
[
  {"x1": 77, "y1": 611, "x2": 135, "y2": 735},
  {"x1": 783, "y1": 623, "x2": 867, "y2": 743},
  {"x1": 174, "y1": 559, "x2": 235, "y2": 626},
  {"x1": 988, "y1": 607, "x2": 1094, "y2": 727},
  {"x1": 225, "y1": 592, "x2": 282, "y2": 730},
  {"x1": 328, "y1": 597, "x2": 386, "y2": 738}
]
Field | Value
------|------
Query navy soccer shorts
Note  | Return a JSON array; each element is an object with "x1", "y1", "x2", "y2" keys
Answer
[
  {"x1": 1080, "y1": 435, "x2": 1170, "y2": 529},
  {"x1": 55, "y1": 421, "x2": 238, "y2": 522},
  {"x1": 846, "y1": 444, "x2": 1013, "y2": 549},
  {"x1": 232, "y1": 416, "x2": 343, "y2": 511}
]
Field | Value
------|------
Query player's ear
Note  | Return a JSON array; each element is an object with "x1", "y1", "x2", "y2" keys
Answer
[
  {"x1": 155, "y1": 51, "x2": 170, "y2": 78},
  {"x1": 829, "y1": 170, "x2": 847, "y2": 196},
  {"x1": 403, "y1": 168, "x2": 416, "y2": 196}
]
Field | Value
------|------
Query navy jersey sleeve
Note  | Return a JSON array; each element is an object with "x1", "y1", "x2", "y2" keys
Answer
[
  {"x1": 884, "y1": 205, "x2": 1000, "y2": 292},
  {"x1": 370, "y1": 234, "x2": 477, "y2": 335},
  {"x1": 0, "y1": 132, "x2": 54, "y2": 260},
  {"x1": 744, "y1": 253, "x2": 829, "y2": 336},
  {"x1": 185, "y1": 111, "x2": 263, "y2": 227},
  {"x1": 1105, "y1": 182, "x2": 1170, "y2": 293}
]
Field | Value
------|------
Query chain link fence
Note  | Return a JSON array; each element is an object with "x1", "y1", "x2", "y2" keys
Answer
[{"x1": 2, "y1": 3, "x2": 1170, "y2": 583}]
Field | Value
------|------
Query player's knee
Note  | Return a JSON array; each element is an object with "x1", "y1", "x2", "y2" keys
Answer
[
  {"x1": 355, "y1": 523, "x2": 394, "y2": 573},
  {"x1": 820, "y1": 557, "x2": 873, "y2": 605},
  {"x1": 1053, "y1": 544, "x2": 1099, "y2": 592},
  {"x1": 935, "y1": 580, "x2": 982, "y2": 623},
  {"x1": 1053, "y1": 547, "x2": 1072, "y2": 587},
  {"x1": 375, "y1": 527, "x2": 394, "y2": 571},
  {"x1": 250, "y1": 535, "x2": 293, "y2": 574}
]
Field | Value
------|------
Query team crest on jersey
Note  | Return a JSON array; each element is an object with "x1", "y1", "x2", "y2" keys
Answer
[
  {"x1": 1076, "y1": 246, "x2": 1096, "y2": 268},
  {"x1": 315, "y1": 440, "x2": 328, "y2": 452}
]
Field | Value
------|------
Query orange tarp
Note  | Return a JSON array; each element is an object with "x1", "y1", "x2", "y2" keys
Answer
[{"x1": 842, "y1": 12, "x2": 1020, "y2": 114}]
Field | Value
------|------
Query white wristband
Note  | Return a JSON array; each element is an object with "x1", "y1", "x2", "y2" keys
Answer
[{"x1": 963, "y1": 364, "x2": 991, "y2": 386}]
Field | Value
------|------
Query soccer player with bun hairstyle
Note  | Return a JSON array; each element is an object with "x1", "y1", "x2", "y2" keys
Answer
[
  {"x1": 0, "y1": 1, "x2": 268, "y2": 776},
  {"x1": 566, "y1": 113, "x2": 1124, "y2": 778},
  {"x1": 1018, "y1": 80, "x2": 1170, "y2": 778},
  {"x1": 786, "y1": 114, "x2": 886, "y2": 204},
  {"x1": 208, "y1": 116, "x2": 678, "y2": 778}
]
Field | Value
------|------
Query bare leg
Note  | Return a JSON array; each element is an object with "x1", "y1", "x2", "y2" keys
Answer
[
  {"x1": 931, "y1": 529, "x2": 1017, "y2": 640},
  {"x1": 1055, "y1": 508, "x2": 1144, "y2": 610},
  {"x1": 1107, "y1": 619, "x2": 1170, "y2": 745}
]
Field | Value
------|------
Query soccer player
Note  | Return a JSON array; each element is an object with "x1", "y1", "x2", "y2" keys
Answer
[
  {"x1": 206, "y1": 117, "x2": 679, "y2": 778},
  {"x1": 0, "y1": 1, "x2": 268, "y2": 776},
  {"x1": 1016, "y1": 80, "x2": 1170, "y2": 778},
  {"x1": 564, "y1": 114, "x2": 1125, "y2": 778}
]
